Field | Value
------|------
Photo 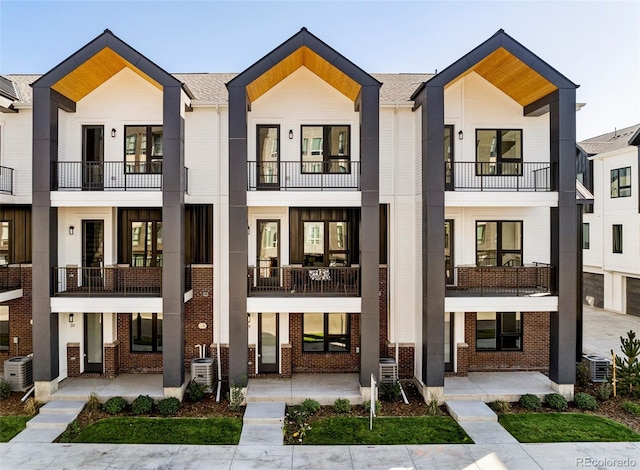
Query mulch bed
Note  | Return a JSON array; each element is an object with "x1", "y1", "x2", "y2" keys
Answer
[{"x1": 0, "y1": 392, "x2": 28, "y2": 416}]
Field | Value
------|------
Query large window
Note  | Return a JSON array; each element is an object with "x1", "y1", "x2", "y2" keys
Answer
[
  {"x1": 0, "y1": 306, "x2": 8, "y2": 352},
  {"x1": 301, "y1": 125, "x2": 350, "y2": 173},
  {"x1": 131, "y1": 313, "x2": 162, "y2": 352},
  {"x1": 476, "y1": 129, "x2": 522, "y2": 175},
  {"x1": 611, "y1": 167, "x2": 631, "y2": 198},
  {"x1": 124, "y1": 126, "x2": 163, "y2": 173},
  {"x1": 613, "y1": 224, "x2": 623, "y2": 254},
  {"x1": 303, "y1": 221, "x2": 349, "y2": 266},
  {"x1": 476, "y1": 312, "x2": 522, "y2": 351},
  {"x1": 476, "y1": 221, "x2": 522, "y2": 266},
  {"x1": 582, "y1": 223, "x2": 590, "y2": 249},
  {"x1": 0, "y1": 221, "x2": 8, "y2": 265},
  {"x1": 131, "y1": 221, "x2": 163, "y2": 267},
  {"x1": 303, "y1": 313, "x2": 349, "y2": 352}
]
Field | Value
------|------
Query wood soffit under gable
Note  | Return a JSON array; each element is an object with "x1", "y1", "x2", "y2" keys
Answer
[
  {"x1": 445, "y1": 47, "x2": 557, "y2": 107},
  {"x1": 246, "y1": 46, "x2": 361, "y2": 103},
  {"x1": 51, "y1": 47, "x2": 162, "y2": 102}
]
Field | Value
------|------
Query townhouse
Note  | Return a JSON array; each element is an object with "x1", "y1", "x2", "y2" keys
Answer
[{"x1": 0, "y1": 27, "x2": 580, "y2": 402}]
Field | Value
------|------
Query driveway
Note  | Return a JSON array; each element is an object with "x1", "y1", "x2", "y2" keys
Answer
[{"x1": 583, "y1": 305, "x2": 640, "y2": 359}]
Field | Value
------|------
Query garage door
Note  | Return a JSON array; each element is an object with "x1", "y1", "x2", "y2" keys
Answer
[
  {"x1": 583, "y1": 273, "x2": 604, "y2": 308},
  {"x1": 626, "y1": 277, "x2": 640, "y2": 317}
]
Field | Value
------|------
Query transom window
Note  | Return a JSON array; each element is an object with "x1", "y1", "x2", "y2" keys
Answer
[
  {"x1": 301, "y1": 125, "x2": 350, "y2": 174},
  {"x1": 476, "y1": 129, "x2": 522, "y2": 176},
  {"x1": 610, "y1": 167, "x2": 631, "y2": 198},
  {"x1": 303, "y1": 313, "x2": 350, "y2": 353},
  {"x1": 303, "y1": 221, "x2": 349, "y2": 267},
  {"x1": 131, "y1": 221, "x2": 163, "y2": 267},
  {"x1": 476, "y1": 221, "x2": 522, "y2": 267},
  {"x1": 124, "y1": 126, "x2": 163, "y2": 173},
  {"x1": 131, "y1": 313, "x2": 162, "y2": 352},
  {"x1": 476, "y1": 312, "x2": 522, "y2": 351}
]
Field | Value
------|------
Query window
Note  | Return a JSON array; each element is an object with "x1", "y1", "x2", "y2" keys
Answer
[
  {"x1": 611, "y1": 167, "x2": 631, "y2": 198},
  {"x1": 582, "y1": 223, "x2": 590, "y2": 249},
  {"x1": 0, "y1": 221, "x2": 8, "y2": 265},
  {"x1": 303, "y1": 221, "x2": 349, "y2": 266},
  {"x1": 124, "y1": 126, "x2": 163, "y2": 173},
  {"x1": 476, "y1": 221, "x2": 522, "y2": 266},
  {"x1": 131, "y1": 313, "x2": 162, "y2": 352},
  {"x1": 303, "y1": 313, "x2": 349, "y2": 352},
  {"x1": 476, "y1": 312, "x2": 522, "y2": 351},
  {"x1": 613, "y1": 224, "x2": 623, "y2": 254},
  {"x1": 131, "y1": 221, "x2": 163, "y2": 267},
  {"x1": 476, "y1": 129, "x2": 522, "y2": 175},
  {"x1": 0, "y1": 306, "x2": 8, "y2": 352},
  {"x1": 301, "y1": 125, "x2": 350, "y2": 173}
]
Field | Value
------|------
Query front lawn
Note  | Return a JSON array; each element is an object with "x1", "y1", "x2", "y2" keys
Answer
[
  {"x1": 0, "y1": 416, "x2": 30, "y2": 442},
  {"x1": 499, "y1": 413, "x2": 640, "y2": 443},
  {"x1": 303, "y1": 416, "x2": 472, "y2": 445},
  {"x1": 71, "y1": 417, "x2": 242, "y2": 444}
]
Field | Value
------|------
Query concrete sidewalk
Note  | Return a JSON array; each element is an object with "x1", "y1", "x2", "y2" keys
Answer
[{"x1": 1, "y1": 441, "x2": 639, "y2": 469}]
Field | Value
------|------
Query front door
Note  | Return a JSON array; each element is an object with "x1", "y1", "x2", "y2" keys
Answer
[
  {"x1": 444, "y1": 312, "x2": 454, "y2": 372},
  {"x1": 257, "y1": 220, "x2": 279, "y2": 287},
  {"x1": 445, "y1": 219, "x2": 454, "y2": 285},
  {"x1": 84, "y1": 313, "x2": 103, "y2": 373},
  {"x1": 258, "y1": 313, "x2": 278, "y2": 373},
  {"x1": 82, "y1": 220, "x2": 104, "y2": 290},
  {"x1": 257, "y1": 125, "x2": 279, "y2": 189},
  {"x1": 82, "y1": 125, "x2": 104, "y2": 190},
  {"x1": 444, "y1": 125, "x2": 454, "y2": 191}
]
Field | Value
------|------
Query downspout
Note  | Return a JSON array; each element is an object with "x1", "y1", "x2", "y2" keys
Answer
[
  {"x1": 392, "y1": 104, "x2": 399, "y2": 364},
  {"x1": 215, "y1": 103, "x2": 223, "y2": 401}
]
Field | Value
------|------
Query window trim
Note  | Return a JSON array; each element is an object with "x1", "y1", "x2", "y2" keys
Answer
[
  {"x1": 612, "y1": 224, "x2": 623, "y2": 254},
  {"x1": 610, "y1": 167, "x2": 631, "y2": 198},
  {"x1": 123, "y1": 125, "x2": 163, "y2": 174},
  {"x1": 130, "y1": 220, "x2": 163, "y2": 267},
  {"x1": 475, "y1": 129, "x2": 523, "y2": 176},
  {"x1": 130, "y1": 312, "x2": 163, "y2": 353},
  {"x1": 300, "y1": 125, "x2": 351, "y2": 174},
  {"x1": 476, "y1": 220, "x2": 523, "y2": 267},
  {"x1": 302, "y1": 220, "x2": 350, "y2": 267},
  {"x1": 302, "y1": 313, "x2": 350, "y2": 353},
  {"x1": 476, "y1": 312, "x2": 523, "y2": 352}
]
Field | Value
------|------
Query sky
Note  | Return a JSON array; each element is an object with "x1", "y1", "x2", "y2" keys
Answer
[{"x1": 1, "y1": 0, "x2": 638, "y2": 140}]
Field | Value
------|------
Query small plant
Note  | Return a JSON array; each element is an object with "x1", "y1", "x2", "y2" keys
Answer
[
  {"x1": 131, "y1": 394, "x2": 154, "y2": 415},
  {"x1": 58, "y1": 420, "x2": 81, "y2": 443},
  {"x1": 23, "y1": 397, "x2": 40, "y2": 416},
  {"x1": 284, "y1": 404, "x2": 312, "y2": 444},
  {"x1": 103, "y1": 396, "x2": 127, "y2": 415},
  {"x1": 614, "y1": 330, "x2": 640, "y2": 397},
  {"x1": 333, "y1": 398, "x2": 351, "y2": 414},
  {"x1": 85, "y1": 392, "x2": 101, "y2": 412},
  {"x1": 490, "y1": 400, "x2": 511, "y2": 413},
  {"x1": 575, "y1": 361, "x2": 591, "y2": 387},
  {"x1": 426, "y1": 396, "x2": 441, "y2": 416},
  {"x1": 545, "y1": 393, "x2": 568, "y2": 411},
  {"x1": 364, "y1": 399, "x2": 381, "y2": 414},
  {"x1": 156, "y1": 397, "x2": 182, "y2": 416},
  {"x1": 300, "y1": 398, "x2": 321, "y2": 415},
  {"x1": 228, "y1": 382, "x2": 245, "y2": 411},
  {"x1": 596, "y1": 382, "x2": 612, "y2": 401},
  {"x1": 518, "y1": 393, "x2": 541, "y2": 411},
  {"x1": 186, "y1": 380, "x2": 206, "y2": 403},
  {"x1": 621, "y1": 401, "x2": 640, "y2": 416},
  {"x1": 574, "y1": 392, "x2": 598, "y2": 410},
  {"x1": 380, "y1": 381, "x2": 401, "y2": 402},
  {"x1": 0, "y1": 378, "x2": 12, "y2": 399}
]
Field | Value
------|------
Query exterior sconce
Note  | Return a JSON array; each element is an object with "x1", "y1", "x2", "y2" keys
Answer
[
  {"x1": 247, "y1": 313, "x2": 252, "y2": 326},
  {"x1": 69, "y1": 225, "x2": 75, "y2": 235},
  {"x1": 111, "y1": 128, "x2": 117, "y2": 138},
  {"x1": 69, "y1": 313, "x2": 74, "y2": 323},
  {"x1": 289, "y1": 129, "x2": 293, "y2": 139},
  {"x1": 458, "y1": 130, "x2": 464, "y2": 140}
]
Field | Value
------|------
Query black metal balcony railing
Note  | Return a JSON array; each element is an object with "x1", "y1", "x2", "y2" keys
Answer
[
  {"x1": 52, "y1": 266, "x2": 162, "y2": 297},
  {"x1": 52, "y1": 162, "x2": 189, "y2": 192},
  {"x1": 445, "y1": 263, "x2": 554, "y2": 297},
  {"x1": 248, "y1": 266, "x2": 360, "y2": 296},
  {"x1": 0, "y1": 166, "x2": 14, "y2": 195},
  {"x1": 0, "y1": 265, "x2": 22, "y2": 293},
  {"x1": 247, "y1": 161, "x2": 360, "y2": 190},
  {"x1": 445, "y1": 162, "x2": 555, "y2": 191}
]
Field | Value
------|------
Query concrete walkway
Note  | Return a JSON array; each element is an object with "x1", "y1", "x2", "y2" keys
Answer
[
  {"x1": 445, "y1": 400, "x2": 518, "y2": 445},
  {"x1": 444, "y1": 372, "x2": 555, "y2": 402},
  {"x1": 238, "y1": 402, "x2": 285, "y2": 446},
  {"x1": 10, "y1": 400, "x2": 85, "y2": 443},
  {"x1": 246, "y1": 373, "x2": 362, "y2": 405},
  {"x1": 583, "y1": 305, "x2": 640, "y2": 359}
]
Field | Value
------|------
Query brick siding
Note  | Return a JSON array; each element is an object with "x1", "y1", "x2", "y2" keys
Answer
[
  {"x1": 66, "y1": 343, "x2": 80, "y2": 377},
  {"x1": 0, "y1": 266, "x2": 33, "y2": 362}
]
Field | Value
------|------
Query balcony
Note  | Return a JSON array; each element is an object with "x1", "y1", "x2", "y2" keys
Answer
[
  {"x1": 0, "y1": 265, "x2": 22, "y2": 293},
  {"x1": 51, "y1": 162, "x2": 189, "y2": 192},
  {"x1": 248, "y1": 161, "x2": 360, "y2": 191},
  {"x1": 446, "y1": 263, "x2": 554, "y2": 297},
  {"x1": 53, "y1": 266, "x2": 162, "y2": 297},
  {"x1": 0, "y1": 166, "x2": 14, "y2": 195},
  {"x1": 445, "y1": 162, "x2": 555, "y2": 191},
  {"x1": 248, "y1": 266, "x2": 360, "y2": 297}
]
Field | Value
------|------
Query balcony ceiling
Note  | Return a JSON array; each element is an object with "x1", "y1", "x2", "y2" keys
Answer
[
  {"x1": 246, "y1": 46, "x2": 361, "y2": 103},
  {"x1": 51, "y1": 47, "x2": 162, "y2": 102},
  {"x1": 446, "y1": 47, "x2": 558, "y2": 107}
]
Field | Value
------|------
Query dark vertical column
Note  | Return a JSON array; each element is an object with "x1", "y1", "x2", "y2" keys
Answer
[
  {"x1": 162, "y1": 85, "x2": 185, "y2": 388},
  {"x1": 358, "y1": 85, "x2": 380, "y2": 385},
  {"x1": 576, "y1": 207, "x2": 584, "y2": 362},
  {"x1": 228, "y1": 85, "x2": 248, "y2": 385},
  {"x1": 421, "y1": 85, "x2": 445, "y2": 387},
  {"x1": 549, "y1": 87, "x2": 577, "y2": 385},
  {"x1": 32, "y1": 87, "x2": 59, "y2": 383}
]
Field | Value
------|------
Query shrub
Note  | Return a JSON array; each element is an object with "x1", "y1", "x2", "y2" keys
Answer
[
  {"x1": 596, "y1": 382, "x2": 612, "y2": 401},
  {"x1": 228, "y1": 382, "x2": 245, "y2": 411},
  {"x1": 518, "y1": 394, "x2": 541, "y2": 411},
  {"x1": 186, "y1": 380, "x2": 206, "y2": 403},
  {"x1": 576, "y1": 361, "x2": 591, "y2": 387},
  {"x1": 380, "y1": 382, "x2": 402, "y2": 402},
  {"x1": 545, "y1": 393, "x2": 568, "y2": 411},
  {"x1": 85, "y1": 392, "x2": 101, "y2": 412},
  {"x1": 23, "y1": 397, "x2": 40, "y2": 416},
  {"x1": 333, "y1": 398, "x2": 351, "y2": 414},
  {"x1": 300, "y1": 398, "x2": 321, "y2": 415},
  {"x1": 574, "y1": 392, "x2": 598, "y2": 410},
  {"x1": 156, "y1": 397, "x2": 182, "y2": 416},
  {"x1": 490, "y1": 400, "x2": 511, "y2": 413},
  {"x1": 426, "y1": 396, "x2": 441, "y2": 416},
  {"x1": 614, "y1": 330, "x2": 640, "y2": 397},
  {"x1": 131, "y1": 395, "x2": 154, "y2": 415},
  {"x1": 103, "y1": 396, "x2": 127, "y2": 415},
  {"x1": 0, "y1": 378, "x2": 12, "y2": 399},
  {"x1": 364, "y1": 399, "x2": 381, "y2": 415},
  {"x1": 621, "y1": 401, "x2": 640, "y2": 416}
]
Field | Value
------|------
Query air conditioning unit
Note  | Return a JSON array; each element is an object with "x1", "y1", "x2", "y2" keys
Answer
[
  {"x1": 4, "y1": 356, "x2": 33, "y2": 391},
  {"x1": 378, "y1": 357, "x2": 398, "y2": 384},
  {"x1": 191, "y1": 357, "x2": 215, "y2": 391},
  {"x1": 584, "y1": 354, "x2": 611, "y2": 383}
]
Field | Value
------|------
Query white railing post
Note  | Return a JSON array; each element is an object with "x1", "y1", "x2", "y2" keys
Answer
[{"x1": 370, "y1": 373, "x2": 377, "y2": 430}]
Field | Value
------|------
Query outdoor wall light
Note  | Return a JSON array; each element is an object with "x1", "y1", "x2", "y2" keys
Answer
[
  {"x1": 458, "y1": 130, "x2": 464, "y2": 140},
  {"x1": 68, "y1": 313, "x2": 74, "y2": 323},
  {"x1": 289, "y1": 129, "x2": 293, "y2": 139},
  {"x1": 247, "y1": 313, "x2": 252, "y2": 326},
  {"x1": 69, "y1": 225, "x2": 75, "y2": 235},
  {"x1": 111, "y1": 128, "x2": 117, "y2": 138}
]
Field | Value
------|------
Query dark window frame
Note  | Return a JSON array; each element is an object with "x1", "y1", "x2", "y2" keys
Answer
[
  {"x1": 582, "y1": 223, "x2": 590, "y2": 249},
  {"x1": 130, "y1": 312, "x2": 163, "y2": 353},
  {"x1": 302, "y1": 313, "x2": 350, "y2": 353},
  {"x1": 475, "y1": 129, "x2": 523, "y2": 176},
  {"x1": 124, "y1": 125, "x2": 163, "y2": 174},
  {"x1": 302, "y1": 220, "x2": 350, "y2": 267},
  {"x1": 0, "y1": 220, "x2": 9, "y2": 265},
  {"x1": 0, "y1": 307, "x2": 8, "y2": 352},
  {"x1": 610, "y1": 167, "x2": 631, "y2": 198},
  {"x1": 476, "y1": 220, "x2": 523, "y2": 267},
  {"x1": 476, "y1": 312, "x2": 523, "y2": 352},
  {"x1": 300, "y1": 125, "x2": 351, "y2": 174},
  {"x1": 612, "y1": 224, "x2": 623, "y2": 254},
  {"x1": 130, "y1": 220, "x2": 163, "y2": 267}
]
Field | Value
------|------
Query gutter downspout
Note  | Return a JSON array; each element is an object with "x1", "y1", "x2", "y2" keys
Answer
[{"x1": 215, "y1": 103, "x2": 223, "y2": 401}]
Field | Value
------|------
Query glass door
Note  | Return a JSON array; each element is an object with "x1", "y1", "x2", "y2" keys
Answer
[
  {"x1": 444, "y1": 125, "x2": 454, "y2": 191},
  {"x1": 258, "y1": 313, "x2": 278, "y2": 373},
  {"x1": 84, "y1": 313, "x2": 103, "y2": 373},
  {"x1": 445, "y1": 219, "x2": 454, "y2": 285},
  {"x1": 82, "y1": 125, "x2": 104, "y2": 190},
  {"x1": 257, "y1": 125, "x2": 279, "y2": 189},
  {"x1": 82, "y1": 220, "x2": 104, "y2": 290},
  {"x1": 444, "y1": 312, "x2": 454, "y2": 372},
  {"x1": 257, "y1": 220, "x2": 279, "y2": 287}
]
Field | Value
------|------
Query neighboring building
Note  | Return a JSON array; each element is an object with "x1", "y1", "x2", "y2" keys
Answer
[
  {"x1": 0, "y1": 27, "x2": 579, "y2": 402},
  {"x1": 579, "y1": 124, "x2": 640, "y2": 316}
]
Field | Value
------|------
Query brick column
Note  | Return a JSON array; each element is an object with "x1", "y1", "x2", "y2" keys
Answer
[
  {"x1": 456, "y1": 343, "x2": 469, "y2": 376},
  {"x1": 104, "y1": 341, "x2": 120, "y2": 378},
  {"x1": 281, "y1": 344, "x2": 292, "y2": 378},
  {"x1": 66, "y1": 343, "x2": 80, "y2": 377}
]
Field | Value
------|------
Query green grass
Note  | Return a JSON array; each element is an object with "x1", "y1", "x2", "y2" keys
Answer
[
  {"x1": 0, "y1": 416, "x2": 30, "y2": 442},
  {"x1": 303, "y1": 416, "x2": 472, "y2": 445},
  {"x1": 72, "y1": 417, "x2": 242, "y2": 444},
  {"x1": 499, "y1": 413, "x2": 640, "y2": 443}
]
